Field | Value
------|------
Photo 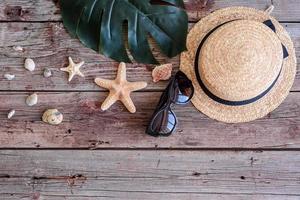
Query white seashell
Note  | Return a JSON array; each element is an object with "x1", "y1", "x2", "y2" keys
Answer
[
  {"x1": 24, "y1": 58, "x2": 36, "y2": 72},
  {"x1": 7, "y1": 110, "x2": 15, "y2": 119},
  {"x1": 43, "y1": 68, "x2": 52, "y2": 78},
  {"x1": 42, "y1": 109, "x2": 63, "y2": 125},
  {"x1": 13, "y1": 45, "x2": 24, "y2": 52},
  {"x1": 4, "y1": 74, "x2": 15, "y2": 81},
  {"x1": 152, "y1": 63, "x2": 173, "y2": 83},
  {"x1": 26, "y1": 93, "x2": 38, "y2": 106}
]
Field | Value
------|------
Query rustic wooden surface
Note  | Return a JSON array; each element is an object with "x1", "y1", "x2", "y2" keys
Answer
[
  {"x1": 0, "y1": 0, "x2": 300, "y2": 199},
  {"x1": 0, "y1": 92, "x2": 299, "y2": 148},
  {"x1": 1, "y1": 150, "x2": 300, "y2": 199},
  {"x1": 0, "y1": 22, "x2": 299, "y2": 91}
]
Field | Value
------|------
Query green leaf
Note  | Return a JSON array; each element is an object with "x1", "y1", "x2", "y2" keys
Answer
[{"x1": 60, "y1": 0, "x2": 188, "y2": 64}]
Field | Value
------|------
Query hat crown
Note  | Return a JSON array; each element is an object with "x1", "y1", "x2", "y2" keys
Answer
[{"x1": 199, "y1": 20, "x2": 283, "y2": 101}]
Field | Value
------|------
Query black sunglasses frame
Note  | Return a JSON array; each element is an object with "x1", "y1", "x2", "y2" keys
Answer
[{"x1": 146, "y1": 71, "x2": 194, "y2": 137}]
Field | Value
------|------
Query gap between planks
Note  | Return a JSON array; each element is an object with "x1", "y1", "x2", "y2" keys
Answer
[{"x1": 1, "y1": 148, "x2": 300, "y2": 151}]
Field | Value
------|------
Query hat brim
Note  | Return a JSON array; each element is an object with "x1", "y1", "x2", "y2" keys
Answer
[{"x1": 180, "y1": 7, "x2": 297, "y2": 123}]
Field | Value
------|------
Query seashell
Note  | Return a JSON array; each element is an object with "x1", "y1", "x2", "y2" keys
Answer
[
  {"x1": 4, "y1": 74, "x2": 15, "y2": 81},
  {"x1": 7, "y1": 110, "x2": 15, "y2": 119},
  {"x1": 152, "y1": 63, "x2": 173, "y2": 83},
  {"x1": 26, "y1": 93, "x2": 38, "y2": 106},
  {"x1": 24, "y1": 58, "x2": 36, "y2": 72},
  {"x1": 43, "y1": 68, "x2": 52, "y2": 78},
  {"x1": 13, "y1": 45, "x2": 24, "y2": 52},
  {"x1": 42, "y1": 109, "x2": 63, "y2": 125}
]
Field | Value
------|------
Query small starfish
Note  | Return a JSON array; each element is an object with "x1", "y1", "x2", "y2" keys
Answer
[
  {"x1": 60, "y1": 57, "x2": 85, "y2": 82},
  {"x1": 94, "y1": 62, "x2": 148, "y2": 113}
]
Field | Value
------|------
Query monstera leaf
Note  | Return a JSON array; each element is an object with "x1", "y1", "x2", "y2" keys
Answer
[{"x1": 60, "y1": 0, "x2": 188, "y2": 64}]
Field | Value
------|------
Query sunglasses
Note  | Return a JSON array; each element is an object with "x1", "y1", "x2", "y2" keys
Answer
[{"x1": 146, "y1": 71, "x2": 194, "y2": 137}]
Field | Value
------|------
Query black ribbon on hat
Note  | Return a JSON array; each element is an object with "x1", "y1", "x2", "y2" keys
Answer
[{"x1": 194, "y1": 19, "x2": 289, "y2": 106}]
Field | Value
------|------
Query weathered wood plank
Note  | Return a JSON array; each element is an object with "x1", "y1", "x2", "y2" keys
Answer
[
  {"x1": 2, "y1": 194, "x2": 299, "y2": 200},
  {"x1": 186, "y1": 0, "x2": 300, "y2": 22},
  {"x1": 0, "y1": 0, "x2": 59, "y2": 21},
  {"x1": 1, "y1": 0, "x2": 300, "y2": 22},
  {"x1": 0, "y1": 21, "x2": 173, "y2": 91},
  {"x1": 0, "y1": 92, "x2": 299, "y2": 148},
  {"x1": 0, "y1": 22, "x2": 299, "y2": 91},
  {"x1": 1, "y1": 150, "x2": 300, "y2": 199}
]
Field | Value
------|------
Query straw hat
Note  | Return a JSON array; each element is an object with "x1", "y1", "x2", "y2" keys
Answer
[{"x1": 180, "y1": 7, "x2": 297, "y2": 123}]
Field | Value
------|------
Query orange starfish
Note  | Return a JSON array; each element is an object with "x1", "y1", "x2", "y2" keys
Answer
[{"x1": 94, "y1": 62, "x2": 147, "y2": 113}]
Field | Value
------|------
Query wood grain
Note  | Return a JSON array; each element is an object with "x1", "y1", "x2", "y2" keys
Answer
[
  {"x1": 0, "y1": 22, "x2": 171, "y2": 91},
  {"x1": 0, "y1": 22, "x2": 299, "y2": 91},
  {"x1": 3, "y1": 194, "x2": 298, "y2": 200},
  {"x1": 0, "y1": 1, "x2": 300, "y2": 199},
  {"x1": 1, "y1": 150, "x2": 300, "y2": 199},
  {"x1": 0, "y1": 91, "x2": 299, "y2": 149},
  {"x1": 1, "y1": 0, "x2": 300, "y2": 22}
]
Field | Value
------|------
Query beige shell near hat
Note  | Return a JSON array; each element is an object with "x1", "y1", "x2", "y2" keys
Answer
[{"x1": 180, "y1": 7, "x2": 297, "y2": 123}]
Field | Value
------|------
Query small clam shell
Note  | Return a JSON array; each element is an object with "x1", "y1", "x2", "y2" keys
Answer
[
  {"x1": 7, "y1": 110, "x2": 15, "y2": 119},
  {"x1": 13, "y1": 45, "x2": 24, "y2": 52},
  {"x1": 152, "y1": 63, "x2": 173, "y2": 83},
  {"x1": 4, "y1": 74, "x2": 15, "y2": 81},
  {"x1": 43, "y1": 68, "x2": 52, "y2": 78},
  {"x1": 26, "y1": 93, "x2": 38, "y2": 106},
  {"x1": 42, "y1": 109, "x2": 63, "y2": 125},
  {"x1": 24, "y1": 58, "x2": 36, "y2": 72}
]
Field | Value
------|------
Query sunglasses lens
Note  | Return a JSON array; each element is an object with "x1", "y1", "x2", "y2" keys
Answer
[
  {"x1": 174, "y1": 72, "x2": 194, "y2": 104},
  {"x1": 150, "y1": 109, "x2": 176, "y2": 136}
]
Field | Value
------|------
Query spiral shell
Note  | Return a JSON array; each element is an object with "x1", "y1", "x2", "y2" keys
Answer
[
  {"x1": 152, "y1": 63, "x2": 173, "y2": 83},
  {"x1": 42, "y1": 109, "x2": 63, "y2": 125}
]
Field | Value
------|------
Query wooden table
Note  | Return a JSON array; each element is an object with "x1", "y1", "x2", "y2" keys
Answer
[{"x1": 0, "y1": 1, "x2": 299, "y2": 199}]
